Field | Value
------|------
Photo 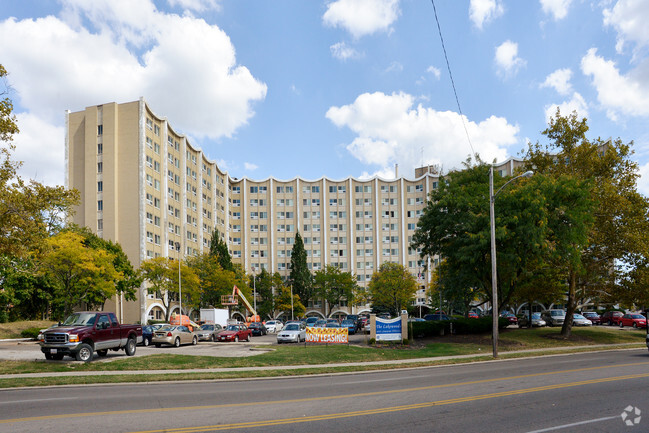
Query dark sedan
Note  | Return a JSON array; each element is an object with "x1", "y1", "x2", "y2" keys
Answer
[
  {"x1": 140, "y1": 325, "x2": 154, "y2": 346},
  {"x1": 248, "y1": 322, "x2": 267, "y2": 336},
  {"x1": 582, "y1": 312, "x2": 601, "y2": 325}
]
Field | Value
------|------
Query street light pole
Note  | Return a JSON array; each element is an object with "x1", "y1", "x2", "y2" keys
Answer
[
  {"x1": 490, "y1": 167, "x2": 533, "y2": 359},
  {"x1": 252, "y1": 267, "x2": 257, "y2": 317},
  {"x1": 175, "y1": 242, "x2": 182, "y2": 326}
]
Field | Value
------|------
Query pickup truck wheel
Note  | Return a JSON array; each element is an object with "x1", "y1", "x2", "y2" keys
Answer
[
  {"x1": 44, "y1": 353, "x2": 53, "y2": 360},
  {"x1": 97, "y1": 349, "x2": 108, "y2": 357},
  {"x1": 192, "y1": 336, "x2": 198, "y2": 345},
  {"x1": 125, "y1": 338, "x2": 137, "y2": 356},
  {"x1": 75, "y1": 343, "x2": 93, "y2": 362},
  {"x1": 174, "y1": 337, "x2": 181, "y2": 348}
]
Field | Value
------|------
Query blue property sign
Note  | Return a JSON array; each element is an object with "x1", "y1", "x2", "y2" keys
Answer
[{"x1": 375, "y1": 317, "x2": 402, "y2": 341}]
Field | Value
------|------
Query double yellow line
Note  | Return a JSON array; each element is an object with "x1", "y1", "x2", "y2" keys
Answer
[{"x1": 136, "y1": 372, "x2": 649, "y2": 432}]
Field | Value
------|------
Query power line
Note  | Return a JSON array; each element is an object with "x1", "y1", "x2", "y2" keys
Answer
[{"x1": 430, "y1": 0, "x2": 477, "y2": 161}]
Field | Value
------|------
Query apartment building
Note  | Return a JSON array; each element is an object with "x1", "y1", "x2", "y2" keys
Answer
[{"x1": 66, "y1": 98, "x2": 523, "y2": 324}]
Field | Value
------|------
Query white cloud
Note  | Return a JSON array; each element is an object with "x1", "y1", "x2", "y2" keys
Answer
[
  {"x1": 581, "y1": 48, "x2": 649, "y2": 120},
  {"x1": 427, "y1": 66, "x2": 441, "y2": 79},
  {"x1": 494, "y1": 40, "x2": 526, "y2": 78},
  {"x1": 540, "y1": 0, "x2": 573, "y2": 21},
  {"x1": 323, "y1": 0, "x2": 400, "y2": 39},
  {"x1": 13, "y1": 113, "x2": 65, "y2": 186},
  {"x1": 166, "y1": 0, "x2": 220, "y2": 13},
  {"x1": 603, "y1": 0, "x2": 649, "y2": 54},
  {"x1": 544, "y1": 92, "x2": 589, "y2": 124},
  {"x1": 326, "y1": 92, "x2": 518, "y2": 176},
  {"x1": 244, "y1": 162, "x2": 258, "y2": 171},
  {"x1": 0, "y1": 2, "x2": 267, "y2": 156},
  {"x1": 540, "y1": 68, "x2": 573, "y2": 95},
  {"x1": 469, "y1": 0, "x2": 504, "y2": 30},
  {"x1": 330, "y1": 41, "x2": 361, "y2": 60},
  {"x1": 637, "y1": 161, "x2": 649, "y2": 197}
]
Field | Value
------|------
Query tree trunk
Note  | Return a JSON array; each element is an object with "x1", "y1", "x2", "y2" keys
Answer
[{"x1": 560, "y1": 270, "x2": 577, "y2": 337}]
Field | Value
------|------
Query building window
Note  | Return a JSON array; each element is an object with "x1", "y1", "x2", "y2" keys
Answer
[
  {"x1": 97, "y1": 143, "x2": 103, "y2": 154},
  {"x1": 97, "y1": 162, "x2": 103, "y2": 173},
  {"x1": 97, "y1": 181, "x2": 103, "y2": 192},
  {"x1": 97, "y1": 219, "x2": 103, "y2": 230},
  {"x1": 97, "y1": 200, "x2": 103, "y2": 211},
  {"x1": 97, "y1": 125, "x2": 103, "y2": 135}
]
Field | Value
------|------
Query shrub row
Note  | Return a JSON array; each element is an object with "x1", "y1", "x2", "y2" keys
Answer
[{"x1": 410, "y1": 317, "x2": 510, "y2": 339}]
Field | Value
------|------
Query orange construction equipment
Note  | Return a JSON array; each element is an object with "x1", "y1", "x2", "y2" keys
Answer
[
  {"x1": 170, "y1": 313, "x2": 199, "y2": 331},
  {"x1": 221, "y1": 285, "x2": 259, "y2": 322}
]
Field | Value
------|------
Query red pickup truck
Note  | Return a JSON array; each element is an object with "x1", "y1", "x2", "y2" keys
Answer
[{"x1": 39, "y1": 311, "x2": 142, "y2": 362}]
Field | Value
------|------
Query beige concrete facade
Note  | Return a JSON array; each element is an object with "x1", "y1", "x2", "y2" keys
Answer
[{"x1": 67, "y1": 99, "x2": 524, "y2": 324}]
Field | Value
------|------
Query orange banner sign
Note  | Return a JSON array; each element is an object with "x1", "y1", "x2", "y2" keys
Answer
[{"x1": 306, "y1": 327, "x2": 349, "y2": 344}]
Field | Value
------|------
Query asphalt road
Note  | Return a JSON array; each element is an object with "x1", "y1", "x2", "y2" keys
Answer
[{"x1": 1, "y1": 349, "x2": 647, "y2": 433}]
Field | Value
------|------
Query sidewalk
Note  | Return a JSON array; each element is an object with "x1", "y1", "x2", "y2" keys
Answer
[{"x1": 1, "y1": 344, "x2": 643, "y2": 380}]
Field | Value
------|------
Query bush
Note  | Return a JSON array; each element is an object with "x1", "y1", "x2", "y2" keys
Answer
[
  {"x1": 20, "y1": 327, "x2": 41, "y2": 339},
  {"x1": 411, "y1": 317, "x2": 511, "y2": 338},
  {"x1": 410, "y1": 320, "x2": 449, "y2": 338}
]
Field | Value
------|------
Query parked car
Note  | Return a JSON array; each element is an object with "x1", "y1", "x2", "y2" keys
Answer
[
  {"x1": 572, "y1": 314, "x2": 593, "y2": 326},
  {"x1": 264, "y1": 320, "x2": 283, "y2": 333},
  {"x1": 196, "y1": 323, "x2": 223, "y2": 342},
  {"x1": 217, "y1": 324, "x2": 252, "y2": 342},
  {"x1": 518, "y1": 312, "x2": 546, "y2": 328},
  {"x1": 541, "y1": 309, "x2": 566, "y2": 327},
  {"x1": 424, "y1": 313, "x2": 450, "y2": 321},
  {"x1": 152, "y1": 325, "x2": 197, "y2": 347},
  {"x1": 364, "y1": 321, "x2": 371, "y2": 333},
  {"x1": 140, "y1": 325, "x2": 154, "y2": 346},
  {"x1": 601, "y1": 311, "x2": 624, "y2": 326},
  {"x1": 277, "y1": 322, "x2": 306, "y2": 343},
  {"x1": 248, "y1": 322, "x2": 267, "y2": 336},
  {"x1": 314, "y1": 319, "x2": 327, "y2": 328},
  {"x1": 468, "y1": 312, "x2": 479, "y2": 319},
  {"x1": 408, "y1": 317, "x2": 426, "y2": 322},
  {"x1": 582, "y1": 312, "x2": 601, "y2": 325},
  {"x1": 503, "y1": 313, "x2": 518, "y2": 325},
  {"x1": 345, "y1": 314, "x2": 363, "y2": 332},
  {"x1": 341, "y1": 319, "x2": 356, "y2": 334},
  {"x1": 305, "y1": 317, "x2": 319, "y2": 327},
  {"x1": 326, "y1": 322, "x2": 341, "y2": 328},
  {"x1": 619, "y1": 313, "x2": 647, "y2": 329},
  {"x1": 326, "y1": 318, "x2": 339, "y2": 325}
]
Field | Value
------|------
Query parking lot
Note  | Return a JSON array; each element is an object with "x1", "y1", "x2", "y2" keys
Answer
[{"x1": 0, "y1": 330, "x2": 371, "y2": 362}]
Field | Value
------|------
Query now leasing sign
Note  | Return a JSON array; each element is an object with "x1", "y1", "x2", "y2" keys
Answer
[
  {"x1": 375, "y1": 317, "x2": 403, "y2": 341},
  {"x1": 306, "y1": 327, "x2": 349, "y2": 344}
]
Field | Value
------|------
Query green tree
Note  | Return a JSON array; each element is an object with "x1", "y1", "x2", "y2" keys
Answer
[
  {"x1": 251, "y1": 269, "x2": 283, "y2": 320},
  {"x1": 209, "y1": 230, "x2": 233, "y2": 272},
  {"x1": 38, "y1": 231, "x2": 122, "y2": 319},
  {"x1": 368, "y1": 262, "x2": 417, "y2": 316},
  {"x1": 522, "y1": 110, "x2": 648, "y2": 336},
  {"x1": 140, "y1": 257, "x2": 200, "y2": 321},
  {"x1": 289, "y1": 232, "x2": 313, "y2": 306},
  {"x1": 313, "y1": 265, "x2": 358, "y2": 317},
  {"x1": 188, "y1": 253, "x2": 237, "y2": 308},
  {"x1": 274, "y1": 285, "x2": 305, "y2": 319}
]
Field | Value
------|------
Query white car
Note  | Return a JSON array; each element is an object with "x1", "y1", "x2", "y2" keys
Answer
[
  {"x1": 572, "y1": 314, "x2": 593, "y2": 326},
  {"x1": 277, "y1": 322, "x2": 306, "y2": 343},
  {"x1": 265, "y1": 320, "x2": 283, "y2": 333}
]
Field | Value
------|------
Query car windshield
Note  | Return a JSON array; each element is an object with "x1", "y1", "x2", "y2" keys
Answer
[
  {"x1": 266, "y1": 321, "x2": 275, "y2": 325},
  {"x1": 551, "y1": 311, "x2": 564, "y2": 316},
  {"x1": 226, "y1": 325, "x2": 239, "y2": 331},
  {"x1": 532, "y1": 313, "x2": 541, "y2": 318},
  {"x1": 285, "y1": 324, "x2": 299, "y2": 331},
  {"x1": 630, "y1": 314, "x2": 644, "y2": 319},
  {"x1": 62, "y1": 313, "x2": 98, "y2": 326},
  {"x1": 574, "y1": 314, "x2": 585, "y2": 319}
]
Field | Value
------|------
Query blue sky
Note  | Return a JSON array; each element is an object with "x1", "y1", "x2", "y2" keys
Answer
[{"x1": 1, "y1": 0, "x2": 649, "y2": 192}]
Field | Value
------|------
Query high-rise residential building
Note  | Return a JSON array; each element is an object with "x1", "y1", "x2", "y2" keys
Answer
[{"x1": 66, "y1": 98, "x2": 524, "y2": 324}]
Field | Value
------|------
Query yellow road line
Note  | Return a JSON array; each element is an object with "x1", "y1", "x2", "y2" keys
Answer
[
  {"x1": 2, "y1": 361, "x2": 648, "y2": 425},
  {"x1": 134, "y1": 372, "x2": 649, "y2": 432}
]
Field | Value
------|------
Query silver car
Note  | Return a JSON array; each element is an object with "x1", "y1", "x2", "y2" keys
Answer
[
  {"x1": 572, "y1": 314, "x2": 593, "y2": 326},
  {"x1": 541, "y1": 309, "x2": 566, "y2": 326},
  {"x1": 196, "y1": 323, "x2": 223, "y2": 341},
  {"x1": 265, "y1": 320, "x2": 283, "y2": 333},
  {"x1": 152, "y1": 325, "x2": 198, "y2": 347},
  {"x1": 277, "y1": 322, "x2": 306, "y2": 343}
]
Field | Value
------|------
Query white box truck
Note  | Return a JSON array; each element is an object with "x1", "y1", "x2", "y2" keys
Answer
[{"x1": 200, "y1": 308, "x2": 229, "y2": 327}]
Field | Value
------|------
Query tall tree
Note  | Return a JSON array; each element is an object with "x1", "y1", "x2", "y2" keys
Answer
[
  {"x1": 209, "y1": 230, "x2": 233, "y2": 271},
  {"x1": 38, "y1": 231, "x2": 122, "y2": 319},
  {"x1": 313, "y1": 265, "x2": 358, "y2": 317},
  {"x1": 289, "y1": 232, "x2": 313, "y2": 307},
  {"x1": 274, "y1": 285, "x2": 305, "y2": 319},
  {"x1": 187, "y1": 253, "x2": 237, "y2": 309},
  {"x1": 523, "y1": 110, "x2": 649, "y2": 336},
  {"x1": 368, "y1": 262, "x2": 417, "y2": 316},
  {"x1": 251, "y1": 268, "x2": 282, "y2": 320},
  {"x1": 140, "y1": 257, "x2": 199, "y2": 321}
]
